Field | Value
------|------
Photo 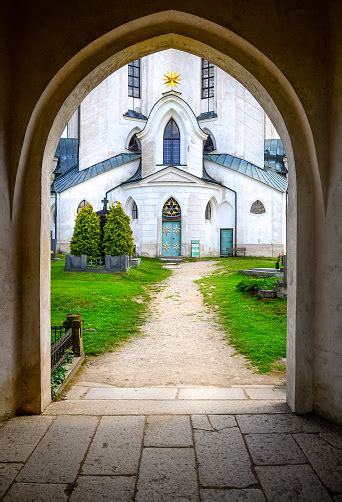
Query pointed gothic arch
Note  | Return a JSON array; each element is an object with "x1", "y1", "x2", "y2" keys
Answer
[{"x1": 163, "y1": 119, "x2": 180, "y2": 165}]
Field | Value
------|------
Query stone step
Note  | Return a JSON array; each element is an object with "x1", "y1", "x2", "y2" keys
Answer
[
  {"x1": 44, "y1": 399, "x2": 289, "y2": 416},
  {"x1": 159, "y1": 257, "x2": 184, "y2": 263}
]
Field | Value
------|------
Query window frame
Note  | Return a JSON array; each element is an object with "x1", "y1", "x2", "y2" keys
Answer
[
  {"x1": 163, "y1": 118, "x2": 180, "y2": 165},
  {"x1": 77, "y1": 200, "x2": 90, "y2": 213},
  {"x1": 201, "y1": 59, "x2": 215, "y2": 99},
  {"x1": 250, "y1": 200, "x2": 266, "y2": 215},
  {"x1": 128, "y1": 59, "x2": 141, "y2": 98},
  {"x1": 132, "y1": 201, "x2": 138, "y2": 220},
  {"x1": 205, "y1": 201, "x2": 212, "y2": 221}
]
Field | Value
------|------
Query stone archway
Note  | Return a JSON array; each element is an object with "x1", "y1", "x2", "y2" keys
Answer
[{"x1": 12, "y1": 11, "x2": 323, "y2": 417}]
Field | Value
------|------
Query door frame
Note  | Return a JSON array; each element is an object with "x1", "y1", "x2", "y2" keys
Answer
[
  {"x1": 220, "y1": 228, "x2": 234, "y2": 256},
  {"x1": 162, "y1": 220, "x2": 182, "y2": 257}
]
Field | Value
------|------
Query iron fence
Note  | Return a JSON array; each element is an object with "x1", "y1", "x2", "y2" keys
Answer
[{"x1": 51, "y1": 325, "x2": 74, "y2": 371}]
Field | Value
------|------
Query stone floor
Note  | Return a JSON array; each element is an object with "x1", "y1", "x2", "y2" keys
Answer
[{"x1": 1, "y1": 387, "x2": 341, "y2": 501}]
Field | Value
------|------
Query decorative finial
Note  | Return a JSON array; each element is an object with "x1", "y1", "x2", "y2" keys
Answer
[{"x1": 163, "y1": 71, "x2": 181, "y2": 90}]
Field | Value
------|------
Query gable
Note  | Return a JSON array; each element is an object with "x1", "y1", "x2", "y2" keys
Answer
[{"x1": 139, "y1": 166, "x2": 212, "y2": 188}]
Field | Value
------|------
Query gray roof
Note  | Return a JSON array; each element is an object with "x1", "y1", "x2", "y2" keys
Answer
[
  {"x1": 204, "y1": 153, "x2": 288, "y2": 192},
  {"x1": 264, "y1": 139, "x2": 287, "y2": 174},
  {"x1": 123, "y1": 109, "x2": 148, "y2": 121},
  {"x1": 197, "y1": 111, "x2": 218, "y2": 121},
  {"x1": 53, "y1": 152, "x2": 140, "y2": 193},
  {"x1": 54, "y1": 138, "x2": 79, "y2": 175}
]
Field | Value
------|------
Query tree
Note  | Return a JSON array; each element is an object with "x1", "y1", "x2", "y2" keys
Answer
[
  {"x1": 103, "y1": 202, "x2": 134, "y2": 256},
  {"x1": 70, "y1": 204, "x2": 101, "y2": 257}
]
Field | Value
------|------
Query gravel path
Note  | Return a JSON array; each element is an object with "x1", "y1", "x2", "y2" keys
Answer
[{"x1": 75, "y1": 261, "x2": 284, "y2": 387}]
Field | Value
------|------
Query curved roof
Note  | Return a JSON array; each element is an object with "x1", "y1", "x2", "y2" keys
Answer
[{"x1": 204, "y1": 153, "x2": 288, "y2": 192}]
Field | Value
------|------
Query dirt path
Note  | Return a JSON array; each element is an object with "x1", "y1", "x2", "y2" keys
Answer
[{"x1": 75, "y1": 261, "x2": 284, "y2": 387}]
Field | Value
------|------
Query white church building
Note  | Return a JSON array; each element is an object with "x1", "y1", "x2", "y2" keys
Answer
[{"x1": 52, "y1": 50, "x2": 287, "y2": 258}]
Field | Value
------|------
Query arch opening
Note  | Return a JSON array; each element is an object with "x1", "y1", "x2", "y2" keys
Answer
[{"x1": 14, "y1": 11, "x2": 322, "y2": 418}]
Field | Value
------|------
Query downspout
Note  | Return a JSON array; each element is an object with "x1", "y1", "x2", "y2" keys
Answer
[
  {"x1": 203, "y1": 162, "x2": 237, "y2": 255},
  {"x1": 221, "y1": 183, "x2": 237, "y2": 254}
]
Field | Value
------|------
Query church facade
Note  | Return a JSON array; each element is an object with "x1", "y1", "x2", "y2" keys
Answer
[{"x1": 52, "y1": 50, "x2": 287, "y2": 258}]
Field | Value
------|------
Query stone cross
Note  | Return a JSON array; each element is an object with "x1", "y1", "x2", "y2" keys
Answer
[{"x1": 101, "y1": 196, "x2": 109, "y2": 211}]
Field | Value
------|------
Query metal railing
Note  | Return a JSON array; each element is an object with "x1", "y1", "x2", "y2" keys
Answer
[
  {"x1": 51, "y1": 314, "x2": 84, "y2": 371},
  {"x1": 51, "y1": 326, "x2": 74, "y2": 371}
]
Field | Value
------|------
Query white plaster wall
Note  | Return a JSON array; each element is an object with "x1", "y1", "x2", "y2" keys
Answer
[
  {"x1": 137, "y1": 91, "x2": 207, "y2": 179},
  {"x1": 108, "y1": 180, "x2": 225, "y2": 257},
  {"x1": 265, "y1": 114, "x2": 280, "y2": 139},
  {"x1": 78, "y1": 49, "x2": 266, "y2": 170},
  {"x1": 205, "y1": 159, "x2": 286, "y2": 255}
]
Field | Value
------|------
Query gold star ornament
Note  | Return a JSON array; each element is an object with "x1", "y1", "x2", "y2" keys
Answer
[{"x1": 163, "y1": 71, "x2": 181, "y2": 89}]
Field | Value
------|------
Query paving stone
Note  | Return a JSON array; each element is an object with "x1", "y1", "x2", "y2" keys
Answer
[
  {"x1": 255, "y1": 464, "x2": 331, "y2": 501},
  {"x1": 191, "y1": 415, "x2": 213, "y2": 431},
  {"x1": 320, "y1": 432, "x2": 342, "y2": 449},
  {"x1": 4, "y1": 482, "x2": 69, "y2": 501},
  {"x1": 178, "y1": 388, "x2": 247, "y2": 400},
  {"x1": 17, "y1": 416, "x2": 97, "y2": 483},
  {"x1": 200, "y1": 488, "x2": 266, "y2": 501},
  {"x1": 0, "y1": 417, "x2": 54, "y2": 462},
  {"x1": 209, "y1": 415, "x2": 237, "y2": 430},
  {"x1": 0, "y1": 464, "x2": 22, "y2": 498},
  {"x1": 64, "y1": 385, "x2": 88, "y2": 399},
  {"x1": 144, "y1": 415, "x2": 192, "y2": 447},
  {"x1": 244, "y1": 433, "x2": 307, "y2": 465},
  {"x1": 136, "y1": 448, "x2": 198, "y2": 501},
  {"x1": 245, "y1": 387, "x2": 286, "y2": 400},
  {"x1": 70, "y1": 476, "x2": 135, "y2": 501},
  {"x1": 294, "y1": 433, "x2": 342, "y2": 492},
  {"x1": 236, "y1": 414, "x2": 335, "y2": 434},
  {"x1": 194, "y1": 427, "x2": 256, "y2": 488},
  {"x1": 44, "y1": 399, "x2": 289, "y2": 415},
  {"x1": 82, "y1": 416, "x2": 144, "y2": 475},
  {"x1": 86, "y1": 387, "x2": 178, "y2": 400}
]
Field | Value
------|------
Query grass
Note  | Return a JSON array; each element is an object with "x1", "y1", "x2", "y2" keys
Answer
[
  {"x1": 197, "y1": 257, "x2": 287, "y2": 373},
  {"x1": 51, "y1": 257, "x2": 171, "y2": 355}
]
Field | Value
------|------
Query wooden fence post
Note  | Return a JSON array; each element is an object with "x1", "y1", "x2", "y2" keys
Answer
[{"x1": 63, "y1": 313, "x2": 84, "y2": 357}]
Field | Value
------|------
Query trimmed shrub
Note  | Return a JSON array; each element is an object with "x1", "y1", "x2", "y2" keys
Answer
[
  {"x1": 70, "y1": 204, "x2": 101, "y2": 257},
  {"x1": 103, "y1": 202, "x2": 134, "y2": 256},
  {"x1": 236, "y1": 277, "x2": 278, "y2": 294}
]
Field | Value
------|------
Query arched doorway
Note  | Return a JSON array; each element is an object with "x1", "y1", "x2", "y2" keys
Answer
[
  {"x1": 162, "y1": 197, "x2": 182, "y2": 257},
  {"x1": 11, "y1": 11, "x2": 324, "y2": 418}
]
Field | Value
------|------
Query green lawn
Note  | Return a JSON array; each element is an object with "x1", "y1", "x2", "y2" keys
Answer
[
  {"x1": 51, "y1": 257, "x2": 170, "y2": 355},
  {"x1": 197, "y1": 257, "x2": 287, "y2": 373}
]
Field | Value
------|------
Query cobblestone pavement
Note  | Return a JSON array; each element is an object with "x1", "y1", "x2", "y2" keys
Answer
[{"x1": 0, "y1": 391, "x2": 341, "y2": 501}]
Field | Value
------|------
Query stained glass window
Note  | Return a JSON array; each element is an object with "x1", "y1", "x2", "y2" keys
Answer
[
  {"x1": 250, "y1": 200, "x2": 266, "y2": 214},
  {"x1": 77, "y1": 200, "x2": 90, "y2": 213},
  {"x1": 205, "y1": 201, "x2": 212, "y2": 220},
  {"x1": 162, "y1": 197, "x2": 181, "y2": 218},
  {"x1": 128, "y1": 59, "x2": 141, "y2": 98},
  {"x1": 201, "y1": 59, "x2": 215, "y2": 99},
  {"x1": 163, "y1": 119, "x2": 180, "y2": 165}
]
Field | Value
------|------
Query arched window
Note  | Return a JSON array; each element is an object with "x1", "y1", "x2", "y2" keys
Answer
[
  {"x1": 132, "y1": 201, "x2": 138, "y2": 220},
  {"x1": 163, "y1": 119, "x2": 180, "y2": 165},
  {"x1": 205, "y1": 201, "x2": 212, "y2": 220},
  {"x1": 204, "y1": 135, "x2": 215, "y2": 152},
  {"x1": 128, "y1": 134, "x2": 141, "y2": 153},
  {"x1": 250, "y1": 200, "x2": 266, "y2": 214},
  {"x1": 162, "y1": 197, "x2": 181, "y2": 218},
  {"x1": 77, "y1": 200, "x2": 90, "y2": 213}
]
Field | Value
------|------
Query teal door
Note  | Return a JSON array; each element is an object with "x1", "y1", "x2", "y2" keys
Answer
[
  {"x1": 220, "y1": 228, "x2": 233, "y2": 256},
  {"x1": 162, "y1": 221, "x2": 181, "y2": 257}
]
